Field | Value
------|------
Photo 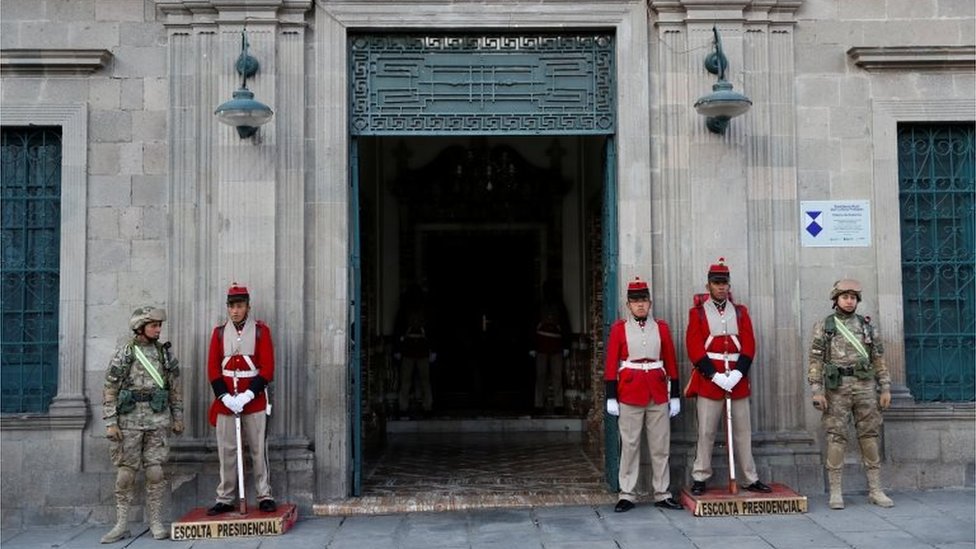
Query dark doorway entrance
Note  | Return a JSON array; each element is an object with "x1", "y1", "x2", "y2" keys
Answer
[
  {"x1": 355, "y1": 136, "x2": 611, "y2": 420},
  {"x1": 424, "y1": 228, "x2": 539, "y2": 413},
  {"x1": 345, "y1": 31, "x2": 619, "y2": 502},
  {"x1": 353, "y1": 134, "x2": 613, "y2": 502}
]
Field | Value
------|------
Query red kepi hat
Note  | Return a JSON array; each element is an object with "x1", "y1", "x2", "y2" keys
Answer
[
  {"x1": 707, "y1": 258, "x2": 730, "y2": 282},
  {"x1": 626, "y1": 277, "x2": 650, "y2": 300},
  {"x1": 227, "y1": 282, "x2": 250, "y2": 303}
]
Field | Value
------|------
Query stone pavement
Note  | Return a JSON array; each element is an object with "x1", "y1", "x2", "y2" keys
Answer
[{"x1": 2, "y1": 488, "x2": 972, "y2": 549}]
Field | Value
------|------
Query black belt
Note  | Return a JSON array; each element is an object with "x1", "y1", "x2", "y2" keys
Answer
[
  {"x1": 837, "y1": 366, "x2": 856, "y2": 376},
  {"x1": 131, "y1": 391, "x2": 155, "y2": 402}
]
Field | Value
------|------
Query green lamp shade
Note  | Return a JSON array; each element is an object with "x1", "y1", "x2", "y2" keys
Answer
[
  {"x1": 693, "y1": 80, "x2": 752, "y2": 119},
  {"x1": 214, "y1": 87, "x2": 274, "y2": 131}
]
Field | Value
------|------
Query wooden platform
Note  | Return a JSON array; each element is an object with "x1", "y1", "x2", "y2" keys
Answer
[
  {"x1": 679, "y1": 483, "x2": 807, "y2": 517},
  {"x1": 170, "y1": 503, "x2": 298, "y2": 540}
]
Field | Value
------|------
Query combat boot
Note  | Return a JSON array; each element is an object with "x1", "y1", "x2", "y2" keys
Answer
[
  {"x1": 859, "y1": 437, "x2": 894, "y2": 508},
  {"x1": 825, "y1": 439, "x2": 846, "y2": 510},
  {"x1": 145, "y1": 465, "x2": 169, "y2": 540},
  {"x1": 101, "y1": 468, "x2": 134, "y2": 543},
  {"x1": 866, "y1": 469, "x2": 894, "y2": 508},
  {"x1": 827, "y1": 470, "x2": 844, "y2": 510}
]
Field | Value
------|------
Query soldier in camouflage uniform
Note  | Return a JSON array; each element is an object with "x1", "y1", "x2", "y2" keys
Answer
[
  {"x1": 807, "y1": 279, "x2": 894, "y2": 510},
  {"x1": 101, "y1": 306, "x2": 184, "y2": 543}
]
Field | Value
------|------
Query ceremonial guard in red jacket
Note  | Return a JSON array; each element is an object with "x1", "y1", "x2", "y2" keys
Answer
[
  {"x1": 604, "y1": 278, "x2": 683, "y2": 512},
  {"x1": 684, "y1": 259, "x2": 771, "y2": 495},
  {"x1": 206, "y1": 283, "x2": 277, "y2": 515}
]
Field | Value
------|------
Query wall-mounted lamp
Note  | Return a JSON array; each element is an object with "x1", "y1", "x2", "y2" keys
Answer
[
  {"x1": 693, "y1": 26, "x2": 752, "y2": 135},
  {"x1": 214, "y1": 31, "x2": 274, "y2": 138}
]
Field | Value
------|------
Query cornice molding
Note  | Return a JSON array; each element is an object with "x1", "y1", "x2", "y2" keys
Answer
[
  {"x1": 0, "y1": 49, "x2": 112, "y2": 76},
  {"x1": 154, "y1": 0, "x2": 312, "y2": 21},
  {"x1": 848, "y1": 46, "x2": 976, "y2": 71},
  {"x1": 649, "y1": 0, "x2": 803, "y2": 21}
]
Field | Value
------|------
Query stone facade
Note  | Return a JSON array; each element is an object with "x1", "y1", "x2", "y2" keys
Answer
[{"x1": 0, "y1": 0, "x2": 972, "y2": 527}]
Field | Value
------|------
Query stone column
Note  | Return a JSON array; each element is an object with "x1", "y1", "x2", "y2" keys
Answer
[
  {"x1": 741, "y1": 15, "x2": 804, "y2": 434},
  {"x1": 165, "y1": 19, "x2": 211, "y2": 437},
  {"x1": 273, "y1": 12, "x2": 310, "y2": 449},
  {"x1": 650, "y1": 0, "x2": 816, "y2": 488},
  {"x1": 158, "y1": 1, "x2": 312, "y2": 456}
]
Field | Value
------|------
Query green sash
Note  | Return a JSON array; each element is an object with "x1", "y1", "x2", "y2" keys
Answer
[
  {"x1": 833, "y1": 315, "x2": 869, "y2": 360},
  {"x1": 132, "y1": 344, "x2": 166, "y2": 388}
]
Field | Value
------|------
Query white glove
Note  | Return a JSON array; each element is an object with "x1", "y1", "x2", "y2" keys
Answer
[
  {"x1": 429, "y1": 352, "x2": 437, "y2": 363},
  {"x1": 669, "y1": 398, "x2": 681, "y2": 418},
  {"x1": 726, "y1": 370, "x2": 744, "y2": 389},
  {"x1": 606, "y1": 398, "x2": 620, "y2": 416},
  {"x1": 711, "y1": 375, "x2": 733, "y2": 392},
  {"x1": 528, "y1": 350, "x2": 537, "y2": 358},
  {"x1": 238, "y1": 390, "x2": 255, "y2": 407},
  {"x1": 562, "y1": 349, "x2": 570, "y2": 358},
  {"x1": 221, "y1": 393, "x2": 243, "y2": 414}
]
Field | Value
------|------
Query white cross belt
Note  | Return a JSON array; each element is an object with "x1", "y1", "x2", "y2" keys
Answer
[
  {"x1": 706, "y1": 352, "x2": 740, "y2": 362},
  {"x1": 222, "y1": 369, "x2": 258, "y2": 378},
  {"x1": 620, "y1": 360, "x2": 664, "y2": 371}
]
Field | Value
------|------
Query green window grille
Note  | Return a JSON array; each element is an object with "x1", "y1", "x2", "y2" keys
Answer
[
  {"x1": 349, "y1": 33, "x2": 616, "y2": 136},
  {"x1": 1, "y1": 127, "x2": 62, "y2": 413},
  {"x1": 897, "y1": 123, "x2": 975, "y2": 402}
]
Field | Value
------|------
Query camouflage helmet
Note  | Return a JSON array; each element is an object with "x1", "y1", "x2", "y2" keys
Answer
[
  {"x1": 830, "y1": 279, "x2": 863, "y2": 301},
  {"x1": 129, "y1": 306, "x2": 166, "y2": 332}
]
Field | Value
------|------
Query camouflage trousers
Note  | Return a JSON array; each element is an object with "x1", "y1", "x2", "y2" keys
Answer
[
  {"x1": 110, "y1": 427, "x2": 170, "y2": 469},
  {"x1": 822, "y1": 377, "x2": 882, "y2": 471}
]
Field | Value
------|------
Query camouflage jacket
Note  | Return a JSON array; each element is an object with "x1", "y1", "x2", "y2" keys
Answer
[
  {"x1": 103, "y1": 339, "x2": 184, "y2": 430},
  {"x1": 807, "y1": 311, "x2": 890, "y2": 396}
]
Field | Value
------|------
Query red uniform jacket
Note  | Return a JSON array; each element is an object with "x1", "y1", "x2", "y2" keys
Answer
[
  {"x1": 684, "y1": 303, "x2": 755, "y2": 400},
  {"x1": 604, "y1": 318, "x2": 679, "y2": 407},
  {"x1": 207, "y1": 320, "x2": 275, "y2": 426}
]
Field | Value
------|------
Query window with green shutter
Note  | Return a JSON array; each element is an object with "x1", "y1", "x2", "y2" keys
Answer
[
  {"x1": 897, "y1": 123, "x2": 975, "y2": 402},
  {"x1": 1, "y1": 127, "x2": 62, "y2": 413}
]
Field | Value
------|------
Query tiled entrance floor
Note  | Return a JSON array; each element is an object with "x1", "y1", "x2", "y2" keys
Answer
[{"x1": 313, "y1": 428, "x2": 615, "y2": 515}]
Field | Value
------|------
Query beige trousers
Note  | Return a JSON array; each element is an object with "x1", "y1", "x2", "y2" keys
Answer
[
  {"x1": 617, "y1": 401, "x2": 672, "y2": 502},
  {"x1": 692, "y1": 396, "x2": 759, "y2": 485},
  {"x1": 216, "y1": 412, "x2": 272, "y2": 503}
]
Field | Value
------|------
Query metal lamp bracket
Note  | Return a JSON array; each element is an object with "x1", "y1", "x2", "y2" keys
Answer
[
  {"x1": 704, "y1": 51, "x2": 726, "y2": 76},
  {"x1": 703, "y1": 26, "x2": 728, "y2": 79},
  {"x1": 235, "y1": 32, "x2": 259, "y2": 79}
]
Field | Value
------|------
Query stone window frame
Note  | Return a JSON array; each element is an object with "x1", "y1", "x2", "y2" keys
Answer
[
  {"x1": 0, "y1": 103, "x2": 89, "y2": 430},
  {"x1": 872, "y1": 98, "x2": 976, "y2": 399}
]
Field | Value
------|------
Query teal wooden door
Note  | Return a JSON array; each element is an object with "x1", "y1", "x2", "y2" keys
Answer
[
  {"x1": 898, "y1": 123, "x2": 975, "y2": 402},
  {"x1": 602, "y1": 136, "x2": 619, "y2": 491},
  {"x1": 349, "y1": 138, "x2": 363, "y2": 494}
]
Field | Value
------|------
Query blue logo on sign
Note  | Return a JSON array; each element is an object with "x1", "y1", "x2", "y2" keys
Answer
[{"x1": 805, "y1": 211, "x2": 823, "y2": 237}]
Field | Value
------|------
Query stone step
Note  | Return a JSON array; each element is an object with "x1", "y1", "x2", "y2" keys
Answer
[{"x1": 313, "y1": 490, "x2": 615, "y2": 516}]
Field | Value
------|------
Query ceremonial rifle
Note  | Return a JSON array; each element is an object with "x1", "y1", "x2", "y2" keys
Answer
[
  {"x1": 723, "y1": 356, "x2": 738, "y2": 495},
  {"x1": 233, "y1": 371, "x2": 247, "y2": 514}
]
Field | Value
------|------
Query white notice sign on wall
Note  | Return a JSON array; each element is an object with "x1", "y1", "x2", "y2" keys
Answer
[{"x1": 800, "y1": 200, "x2": 871, "y2": 247}]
